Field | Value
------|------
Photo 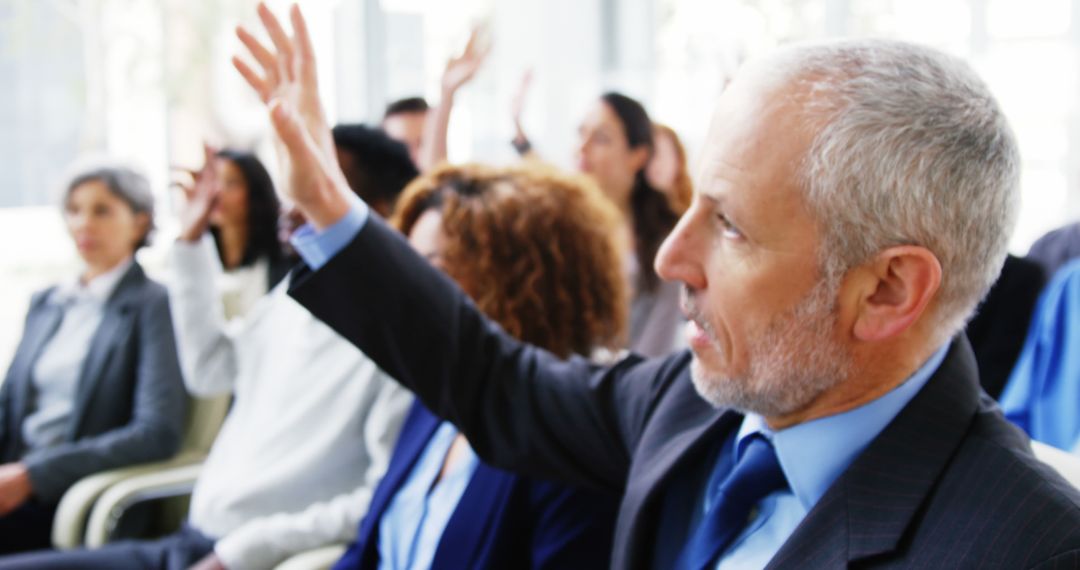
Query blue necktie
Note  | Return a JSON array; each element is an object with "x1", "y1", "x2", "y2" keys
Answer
[{"x1": 676, "y1": 434, "x2": 788, "y2": 570}]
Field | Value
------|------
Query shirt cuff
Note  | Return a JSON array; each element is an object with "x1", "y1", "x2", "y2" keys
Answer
[{"x1": 289, "y1": 194, "x2": 369, "y2": 271}]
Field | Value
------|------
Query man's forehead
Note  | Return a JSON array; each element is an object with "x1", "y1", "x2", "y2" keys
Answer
[{"x1": 697, "y1": 77, "x2": 812, "y2": 186}]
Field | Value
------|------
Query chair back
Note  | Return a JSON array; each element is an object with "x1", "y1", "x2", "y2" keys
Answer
[{"x1": 1032, "y1": 440, "x2": 1080, "y2": 488}]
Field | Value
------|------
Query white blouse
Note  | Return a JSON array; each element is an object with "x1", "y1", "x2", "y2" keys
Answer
[{"x1": 21, "y1": 258, "x2": 133, "y2": 450}]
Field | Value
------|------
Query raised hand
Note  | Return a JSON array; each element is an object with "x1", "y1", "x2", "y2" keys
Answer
[
  {"x1": 174, "y1": 143, "x2": 221, "y2": 243},
  {"x1": 511, "y1": 69, "x2": 533, "y2": 137},
  {"x1": 441, "y1": 26, "x2": 491, "y2": 97},
  {"x1": 510, "y1": 69, "x2": 535, "y2": 157},
  {"x1": 233, "y1": 3, "x2": 332, "y2": 156},
  {"x1": 233, "y1": 3, "x2": 351, "y2": 229}
]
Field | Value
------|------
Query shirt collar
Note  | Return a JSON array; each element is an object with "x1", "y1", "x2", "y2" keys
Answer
[
  {"x1": 55, "y1": 257, "x2": 134, "y2": 305},
  {"x1": 736, "y1": 343, "x2": 950, "y2": 512}
]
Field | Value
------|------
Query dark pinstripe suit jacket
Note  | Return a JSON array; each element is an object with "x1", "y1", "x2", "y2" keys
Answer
[{"x1": 291, "y1": 216, "x2": 1080, "y2": 569}]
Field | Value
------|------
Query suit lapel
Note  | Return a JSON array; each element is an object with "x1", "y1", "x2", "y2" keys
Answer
[
  {"x1": 615, "y1": 373, "x2": 738, "y2": 568},
  {"x1": 766, "y1": 338, "x2": 982, "y2": 568},
  {"x1": 4, "y1": 297, "x2": 64, "y2": 453},
  {"x1": 432, "y1": 464, "x2": 515, "y2": 567},
  {"x1": 68, "y1": 265, "x2": 143, "y2": 437},
  {"x1": 358, "y1": 402, "x2": 443, "y2": 566}
]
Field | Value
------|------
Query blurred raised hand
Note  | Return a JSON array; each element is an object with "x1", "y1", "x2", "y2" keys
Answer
[
  {"x1": 233, "y1": 3, "x2": 351, "y2": 228},
  {"x1": 510, "y1": 69, "x2": 533, "y2": 154},
  {"x1": 419, "y1": 26, "x2": 492, "y2": 172},
  {"x1": 173, "y1": 143, "x2": 221, "y2": 243},
  {"x1": 441, "y1": 26, "x2": 491, "y2": 97}
]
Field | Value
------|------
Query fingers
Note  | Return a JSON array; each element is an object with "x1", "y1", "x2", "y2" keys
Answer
[
  {"x1": 235, "y1": 26, "x2": 277, "y2": 75},
  {"x1": 235, "y1": 25, "x2": 279, "y2": 90},
  {"x1": 257, "y1": 2, "x2": 296, "y2": 82},
  {"x1": 232, "y1": 56, "x2": 270, "y2": 102},
  {"x1": 290, "y1": 4, "x2": 317, "y2": 82},
  {"x1": 202, "y1": 142, "x2": 219, "y2": 166},
  {"x1": 465, "y1": 25, "x2": 492, "y2": 63},
  {"x1": 464, "y1": 27, "x2": 481, "y2": 56}
]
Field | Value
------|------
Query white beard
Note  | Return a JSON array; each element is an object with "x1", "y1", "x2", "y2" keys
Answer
[{"x1": 688, "y1": 280, "x2": 852, "y2": 417}]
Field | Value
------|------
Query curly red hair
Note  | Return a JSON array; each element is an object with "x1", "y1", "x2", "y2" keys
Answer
[{"x1": 392, "y1": 163, "x2": 628, "y2": 358}]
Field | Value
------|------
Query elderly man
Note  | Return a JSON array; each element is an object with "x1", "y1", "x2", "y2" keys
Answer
[{"x1": 242, "y1": 5, "x2": 1080, "y2": 569}]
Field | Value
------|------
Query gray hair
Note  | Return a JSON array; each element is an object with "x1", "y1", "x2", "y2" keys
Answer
[
  {"x1": 778, "y1": 40, "x2": 1019, "y2": 340},
  {"x1": 64, "y1": 164, "x2": 156, "y2": 249}
]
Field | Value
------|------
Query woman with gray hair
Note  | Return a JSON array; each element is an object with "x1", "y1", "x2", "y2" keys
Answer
[{"x1": 0, "y1": 164, "x2": 187, "y2": 554}]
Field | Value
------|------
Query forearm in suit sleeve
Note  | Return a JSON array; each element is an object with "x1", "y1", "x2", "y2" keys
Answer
[
  {"x1": 22, "y1": 290, "x2": 188, "y2": 503},
  {"x1": 290, "y1": 215, "x2": 667, "y2": 493}
]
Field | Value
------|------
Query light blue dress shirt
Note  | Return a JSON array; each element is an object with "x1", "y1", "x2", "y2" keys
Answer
[
  {"x1": 378, "y1": 421, "x2": 480, "y2": 570},
  {"x1": 290, "y1": 194, "x2": 369, "y2": 271},
  {"x1": 1001, "y1": 258, "x2": 1080, "y2": 451},
  {"x1": 291, "y1": 199, "x2": 951, "y2": 570},
  {"x1": 654, "y1": 343, "x2": 949, "y2": 569}
]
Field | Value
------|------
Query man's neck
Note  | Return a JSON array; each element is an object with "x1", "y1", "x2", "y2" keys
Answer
[{"x1": 766, "y1": 338, "x2": 943, "y2": 431}]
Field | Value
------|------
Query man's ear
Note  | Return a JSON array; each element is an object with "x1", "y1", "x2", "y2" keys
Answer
[{"x1": 844, "y1": 246, "x2": 942, "y2": 342}]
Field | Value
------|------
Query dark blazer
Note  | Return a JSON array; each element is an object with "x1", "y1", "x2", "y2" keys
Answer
[
  {"x1": 334, "y1": 401, "x2": 616, "y2": 569},
  {"x1": 0, "y1": 262, "x2": 187, "y2": 503},
  {"x1": 291, "y1": 217, "x2": 1080, "y2": 569}
]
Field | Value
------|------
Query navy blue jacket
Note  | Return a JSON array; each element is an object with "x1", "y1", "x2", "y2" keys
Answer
[{"x1": 333, "y1": 401, "x2": 617, "y2": 569}]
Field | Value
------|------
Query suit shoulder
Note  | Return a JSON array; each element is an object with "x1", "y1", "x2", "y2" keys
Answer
[
  {"x1": 925, "y1": 408, "x2": 1080, "y2": 565},
  {"x1": 123, "y1": 270, "x2": 170, "y2": 305}
]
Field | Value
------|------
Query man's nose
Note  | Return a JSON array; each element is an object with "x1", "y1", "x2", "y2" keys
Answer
[{"x1": 655, "y1": 212, "x2": 706, "y2": 291}]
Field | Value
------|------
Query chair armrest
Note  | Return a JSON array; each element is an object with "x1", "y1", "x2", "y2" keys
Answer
[
  {"x1": 83, "y1": 460, "x2": 206, "y2": 548},
  {"x1": 272, "y1": 544, "x2": 349, "y2": 570},
  {"x1": 52, "y1": 451, "x2": 208, "y2": 549}
]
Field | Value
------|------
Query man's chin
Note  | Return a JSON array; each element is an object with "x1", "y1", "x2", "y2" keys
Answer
[
  {"x1": 688, "y1": 357, "x2": 738, "y2": 410},
  {"x1": 687, "y1": 357, "x2": 815, "y2": 417}
]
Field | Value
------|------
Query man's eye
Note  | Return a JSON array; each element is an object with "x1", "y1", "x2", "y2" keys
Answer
[{"x1": 717, "y1": 214, "x2": 743, "y2": 239}]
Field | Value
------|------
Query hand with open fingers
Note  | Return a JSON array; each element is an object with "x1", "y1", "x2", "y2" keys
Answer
[
  {"x1": 233, "y1": 3, "x2": 332, "y2": 156},
  {"x1": 441, "y1": 26, "x2": 491, "y2": 97},
  {"x1": 0, "y1": 463, "x2": 33, "y2": 517},
  {"x1": 233, "y1": 3, "x2": 351, "y2": 228},
  {"x1": 174, "y1": 143, "x2": 222, "y2": 243}
]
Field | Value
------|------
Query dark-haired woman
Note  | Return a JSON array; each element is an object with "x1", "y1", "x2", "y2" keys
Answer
[
  {"x1": 575, "y1": 92, "x2": 684, "y2": 358},
  {"x1": 187, "y1": 149, "x2": 291, "y2": 320},
  {"x1": 0, "y1": 164, "x2": 186, "y2": 553}
]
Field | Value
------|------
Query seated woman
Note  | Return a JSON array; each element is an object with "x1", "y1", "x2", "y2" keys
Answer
[
  {"x1": 577, "y1": 94, "x2": 684, "y2": 358},
  {"x1": 188, "y1": 148, "x2": 292, "y2": 319},
  {"x1": 333, "y1": 163, "x2": 627, "y2": 569},
  {"x1": 0, "y1": 164, "x2": 187, "y2": 553}
]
